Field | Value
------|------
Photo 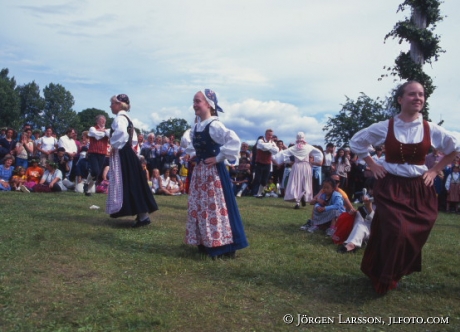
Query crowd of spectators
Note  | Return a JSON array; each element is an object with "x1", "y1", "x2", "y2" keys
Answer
[
  {"x1": 1, "y1": 124, "x2": 459, "y2": 212},
  {"x1": 0, "y1": 124, "x2": 190, "y2": 196}
]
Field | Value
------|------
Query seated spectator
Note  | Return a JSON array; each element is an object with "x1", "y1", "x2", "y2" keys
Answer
[
  {"x1": 263, "y1": 177, "x2": 278, "y2": 197},
  {"x1": 95, "y1": 164, "x2": 110, "y2": 194},
  {"x1": 54, "y1": 147, "x2": 74, "y2": 189},
  {"x1": 54, "y1": 147, "x2": 70, "y2": 175},
  {"x1": 158, "y1": 168, "x2": 171, "y2": 195},
  {"x1": 151, "y1": 168, "x2": 163, "y2": 194},
  {"x1": 0, "y1": 154, "x2": 15, "y2": 191},
  {"x1": 11, "y1": 166, "x2": 27, "y2": 191},
  {"x1": 168, "y1": 165, "x2": 183, "y2": 195},
  {"x1": 302, "y1": 174, "x2": 355, "y2": 232},
  {"x1": 35, "y1": 161, "x2": 66, "y2": 192},
  {"x1": 232, "y1": 157, "x2": 251, "y2": 197},
  {"x1": 22, "y1": 159, "x2": 44, "y2": 192},
  {"x1": 337, "y1": 196, "x2": 375, "y2": 253},
  {"x1": 302, "y1": 177, "x2": 345, "y2": 234},
  {"x1": 74, "y1": 148, "x2": 97, "y2": 194}
]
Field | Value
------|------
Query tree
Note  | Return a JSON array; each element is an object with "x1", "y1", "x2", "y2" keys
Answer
[
  {"x1": 155, "y1": 118, "x2": 190, "y2": 139},
  {"x1": 323, "y1": 94, "x2": 394, "y2": 147},
  {"x1": 41, "y1": 83, "x2": 79, "y2": 136},
  {"x1": 0, "y1": 68, "x2": 21, "y2": 129},
  {"x1": 77, "y1": 108, "x2": 113, "y2": 134},
  {"x1": 16, "y1": 81, "x2": 45, "y2": 130},
  {"x1": 380, "y1": 0, "x2": 444, "y2": 120}
]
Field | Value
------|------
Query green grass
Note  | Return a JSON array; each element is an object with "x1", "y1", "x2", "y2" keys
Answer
[{"x1": 0, "y1": 192, "x2": 459, "y2": 331}]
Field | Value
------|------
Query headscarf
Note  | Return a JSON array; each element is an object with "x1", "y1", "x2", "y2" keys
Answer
[
  {"x1": 201, "y1": 89, "x2": 223, "y2": 113},
  {"x1": 295, "y1": 132, "x2": 307, "y2": 149},
  {"x1": 116, "y1": 94, "x2": 130, "y2": 105}
]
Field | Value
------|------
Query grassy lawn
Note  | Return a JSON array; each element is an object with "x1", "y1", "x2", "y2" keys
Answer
[{"x1": 0, "y1": 191, "x2": 459, "y2": 331}]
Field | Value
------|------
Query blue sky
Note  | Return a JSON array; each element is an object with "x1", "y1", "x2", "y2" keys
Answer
[{"x1": 1, "y1": 0, "x2": 459, "y2": 146}]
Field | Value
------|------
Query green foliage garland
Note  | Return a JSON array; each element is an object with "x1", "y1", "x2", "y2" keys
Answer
[{"x1": 380, "y1": 0, "x2": 444, "y2": 120}]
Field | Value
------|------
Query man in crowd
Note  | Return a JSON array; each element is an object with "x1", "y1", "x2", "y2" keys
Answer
[{"x1": 251, "y1": 129, "x2": 279, "y2": 198}]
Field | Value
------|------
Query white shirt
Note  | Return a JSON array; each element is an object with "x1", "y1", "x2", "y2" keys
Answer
[
  {"x1": 350, "y1": 114, "x2": 460, "y2": 177},
  {"x1": 58, "y1": 135, "x2": 77, "y2": 154},
  {"x1": 39, "y1": 136, "x2": 57, "y2": 152},
  {"x1": 256, "y1": 138, "x2": 279, "y2": 155},
  {"x1": 324, "y1": 152, "x2": 334, "y2": 166},
  {"x1": 110, "y1": 111, "x2": 138, "y2": 150},
  {"x1": 272, "y1": 144, "x2": 323, "y2": 165},
  {"x1": 88, "y1": 126, "x2": 110, "y2": 140}
]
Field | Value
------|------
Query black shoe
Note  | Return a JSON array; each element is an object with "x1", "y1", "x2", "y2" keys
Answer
[
  {"x1": 294, "y1": 204, "x2": 300, "y2": 209},
  {"x1": 132, "y1": 218, "x2": 151, "y2": 228},
  {"x1": 83, "y1": 183, "x2": 89, "y2": 195}
]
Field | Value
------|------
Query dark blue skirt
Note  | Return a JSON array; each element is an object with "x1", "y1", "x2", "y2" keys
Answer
[{"x1": 205, "y1": 162, "x2": 249, "y2": 257}]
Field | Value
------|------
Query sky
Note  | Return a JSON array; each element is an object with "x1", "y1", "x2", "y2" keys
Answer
[{"x1": 1, "y1": 0, "x2": 459, "y2": 146}]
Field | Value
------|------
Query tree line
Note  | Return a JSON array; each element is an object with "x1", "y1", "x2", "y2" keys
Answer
[{"x1": 0, "y1": 68, "x2": 189, "y2": 139}]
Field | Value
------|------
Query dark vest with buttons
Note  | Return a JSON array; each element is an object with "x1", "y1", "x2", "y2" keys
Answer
[
  {"x1": 384, "y1": 117, "x2": 431, "y2": 165},
  {"x1": 193, "y1": 120, "x2": 220, "y2": 162}
]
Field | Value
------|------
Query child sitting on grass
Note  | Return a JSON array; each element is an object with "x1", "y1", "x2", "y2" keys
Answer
[
  {"x1": 303, "y1": 177, "x2": 345, "y2": 234},
  {"x1": 263, "y1": 177, "x2": 278, "y2": 197},
  {"x1": 11, "y1": 166, "x2": 27, "y2": 191}
]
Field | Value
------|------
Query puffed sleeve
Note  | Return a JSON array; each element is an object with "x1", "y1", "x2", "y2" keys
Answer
[
  {"x1": 309, "y1": 145, "x2": 324, "y2": 164},
  {"x1": 272, "y1": 148, "x2": 293, "y2": 164},
  {"x1": 209, "y1": 121, "x2": 241, "y2": 163},
  {"x1": 429, "y1": 123, "x2": 460, "y2": 155},
  {"x1": 110, "y1": 115, "x2": 129, "y2": 150},
  {"x1": 350, "y1": 120, "x2": 389, "y2": 159}
]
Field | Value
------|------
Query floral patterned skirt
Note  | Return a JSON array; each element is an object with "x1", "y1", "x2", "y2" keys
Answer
[{"x1": 185, "y1": 162, "x2": 234, "y2": 248}]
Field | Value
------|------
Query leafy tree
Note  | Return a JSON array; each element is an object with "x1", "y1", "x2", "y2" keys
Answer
[
  {"x1": 41, "y1": 83, "x2": 79, "y2": 136},
  {"x1": 380, "y1": 0, "x2": 444, "y2": 120},
  {"x1": 0, "y1": 68, "x2": 21, "y2": 129},
  {"x1": 323, "y1": 94, "x2": 394, "y2": 147},
  {"x1": 16, "y1": 81, "x2": 45, "y2": 130},
  {"x1": 77, "y1": 108, "x2": 113, "y2": 134},
  {"x1": 155, "y1": 118, "x2": 190, "y2": 140}
]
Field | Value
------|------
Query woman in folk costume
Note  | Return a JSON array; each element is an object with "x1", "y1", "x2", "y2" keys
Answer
[
  {"x1": 350, "y1": 81, "x2": 460, "y2": 294},
  {"x1": 106, "y1": 94, "x2": 158, "y2": 227},
  {"x1": 185, "y1": 89, "x2": 248, "y2": 259},
  {"x1": 272, "y1": 132, "x2": 323, "y2": 209}
]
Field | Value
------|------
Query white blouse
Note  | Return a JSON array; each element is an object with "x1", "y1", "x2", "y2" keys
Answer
[
  {"x1": 350, "y1": 114, "x2": 459, "y2": 177},
  {"x1": 272, "y1": 144, "x2": 323, "y2": 165},
  {"x1": 110, "y1": 111, "x2": 138, "y2": 150},
  {"x1": 185, "y1": 116, "x2": 241, "y2": 163}
]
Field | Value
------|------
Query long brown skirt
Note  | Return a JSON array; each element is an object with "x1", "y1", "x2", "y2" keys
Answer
[{"x1": 361, "y1": 173, "x2": 437, "y2": 294}]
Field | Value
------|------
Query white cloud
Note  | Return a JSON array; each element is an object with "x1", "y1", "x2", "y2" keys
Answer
[{"x1": 1, "y1": 0, "x2": 459, "y2": 147}]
